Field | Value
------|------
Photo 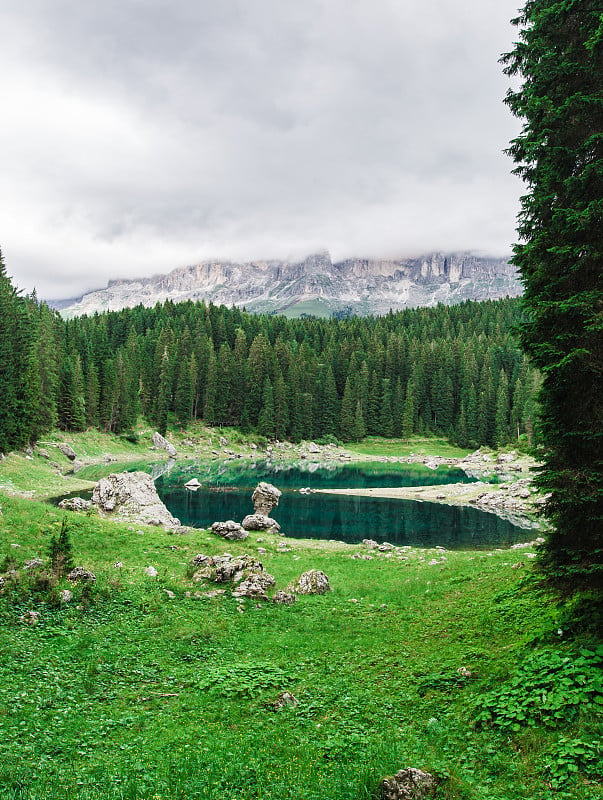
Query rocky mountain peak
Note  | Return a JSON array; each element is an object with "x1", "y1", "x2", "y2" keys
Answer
[{"x1": 57, "y1": 250, "x2": 521, "y2": 318}]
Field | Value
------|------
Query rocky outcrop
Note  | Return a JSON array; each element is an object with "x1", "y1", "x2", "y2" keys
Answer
[
  {"x1": 190, "y1": 553, "x2": 274, "y2": 600},
  {"x1": 152, "y1": 432, "x2": 177, "y2": 458},
  {"x1": 60, "y1": 251, "x2": 521, "y2": 318},
  {"x1": 91, "y1": 471, "x2": 181, "y2": 528},
  {"x1": 252, "y1": 482, "x2": 281, "y2": 515},
  {"x1": 211, "y1": 520, "x2": 249, "y2": 540},
  {"x1": 380, "y1": 768, "x2": 437, "y2": 800}
]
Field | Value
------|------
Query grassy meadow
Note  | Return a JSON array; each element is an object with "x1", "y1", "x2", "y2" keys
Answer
[{"x1": 0, "y1": 430, "x2": 601, "y2": 800}]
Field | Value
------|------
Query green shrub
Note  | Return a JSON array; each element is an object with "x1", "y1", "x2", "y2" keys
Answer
[
  {"x1": 475, "y1": 646, "x2": 603, "y2": 731},
  {"x1": 545, "y1": 737, "x2": 603, "y2": 790}
]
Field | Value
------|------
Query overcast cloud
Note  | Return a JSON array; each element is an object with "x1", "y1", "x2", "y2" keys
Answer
[{"x1": 1, "y1": 0, "x2": 523, "y2": 299}]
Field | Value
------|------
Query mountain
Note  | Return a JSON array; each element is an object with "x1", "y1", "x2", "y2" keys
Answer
[{"x1": 57, "y1": 251, "x2": 521, "y2": 318}]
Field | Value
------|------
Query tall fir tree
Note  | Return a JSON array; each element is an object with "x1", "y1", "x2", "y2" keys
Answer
[{"x1": 503, "y1": 0, "x2": 603, "y2": 592}]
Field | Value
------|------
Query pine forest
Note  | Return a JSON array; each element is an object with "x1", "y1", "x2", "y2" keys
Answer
[{"x1": 0, "y1": 252, "x2": 539, "y2": 453}]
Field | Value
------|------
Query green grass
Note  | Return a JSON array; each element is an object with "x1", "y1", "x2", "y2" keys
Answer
[
  {"x1": 346, "y1": 436, "x2": 471, "y2": 459},
  {"x1": 0, "y1": 491, "x2": 600, "y2": 800}
]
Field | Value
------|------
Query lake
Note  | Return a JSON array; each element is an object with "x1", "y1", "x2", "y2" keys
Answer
[{"x1": 148, "y1": 459, "x2": 531, "y2": 549}]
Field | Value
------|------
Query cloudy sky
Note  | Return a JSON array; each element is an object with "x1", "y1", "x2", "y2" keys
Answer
[{"x1": 1, "y1": 0, "x2": 523, "y2": 300}]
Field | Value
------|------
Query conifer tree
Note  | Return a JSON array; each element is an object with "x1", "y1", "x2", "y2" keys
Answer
[
  {"x1": 353, "y1": 400, "x2": 366, "y2": 441},
  {"x1": 339, "y1": 376, "x2": 356, "y2": 441},
  {"x1": 401, "y1": 384, "x2": 415, "y2": 443},
  {"x1": 273, "y1": 373, "x2": 290, "y2": 440},
  {"x1": 503, "y1": 0, "x2": 603, "y2": 591},
  {"x1": 258, "y1": 378, "x2": 276, "y2": 438},
  {"x1": 0, "y1": 252, "x2": 40, "y2": 450}
]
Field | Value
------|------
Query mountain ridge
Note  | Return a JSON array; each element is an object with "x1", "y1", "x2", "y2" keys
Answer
[{"x1": 57, "y1": 250, "x2": 522, "y2": 317}]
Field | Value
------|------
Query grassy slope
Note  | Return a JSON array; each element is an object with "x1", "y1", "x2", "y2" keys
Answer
[
  {"x1": 346, "y1": 436, "x2": 471, "y2": 459},
  {"x1": 0, "y1": 429, "x2": 601, "y2": 800}
]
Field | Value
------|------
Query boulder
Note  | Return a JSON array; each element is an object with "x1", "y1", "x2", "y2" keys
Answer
[
  {"x1": 185, "y1": 478, "x2": 202, "y2": 489},
  {"x1": 292, "y1": 570, "x2": 331, "y2": 595},
  {"x1": 59, "y1": 589, "x2": 73, "y2": 603},
  {"x1": 152, "y1": 432, "x2": 177, "y2": 458},
  {"x1": 252, "y1": 482, "x2": 281, "y2": 515},
  {"x1": 68, "y1": 567, "x2": 96, "y2": 583},
  {"x1": 271, "y1": 590, "x2": 296, "y2": 605},
  {"x1": 211, "y1": 520, "x2": 249, "y2": 541},
  {"x1": 241, "y1": 514, "x2": 281, "y2": 533},
  {"x1": 58, "y1": 497, "x2": 92, "y2": 512},
  {"x1": 307, "y1": 442, "x2": 321, "y2": 454},
  {"x1": 58, "y1": 443, "x2": 77, "y2": 461},
  {"x1": 191, "y1": 553, "x2": 272, "y2": 593},
  {"x1": 144, "y1": 566, "x2": 158, "y2": 577},
  {"x1": 380, "y1": 768, "x2": 437, "y2": 800},
  {"x1": 38, "y1": 449, "x2": 50, "y2": 460},
  {"x1": 91, "y1": 472, "x2": 180, "y2": 528},
  {"x1": 362, "y1": 539, "x2": 379, "y2": 550}
]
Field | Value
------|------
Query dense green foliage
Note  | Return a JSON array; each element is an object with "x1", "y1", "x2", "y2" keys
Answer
[
  {"x1": 502, "y1": 0, "x2": 603, "y2": 592},
  {"x1": 0, "y1": 267, "x2": 539, "y2": 452},
  {"x1": 0, "y1": 252, "x2": 46, "y2": 452}
]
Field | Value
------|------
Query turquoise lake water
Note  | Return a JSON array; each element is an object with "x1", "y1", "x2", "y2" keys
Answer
[{"x1": 150, "y1": 460, "x2": 531, "y2": 549}]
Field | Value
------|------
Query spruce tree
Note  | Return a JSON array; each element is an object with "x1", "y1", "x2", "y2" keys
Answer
[
  {"x1": 258, "y1": 378, "x2": 276, "y2": 438},
  {"x1": 0, "y1": 252, "x2": 41, "y2": 451},
  {"x1": 339, "y1": 376, "x2": 356, "y2": 442},
  {"x1": 503, "y1": 0, "x2": 603, "y2": 592},
  {"x1": 401, "y1": 384, "x2": 415, "y2": 443}
]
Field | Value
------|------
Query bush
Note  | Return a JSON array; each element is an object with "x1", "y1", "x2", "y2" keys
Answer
[{"x1": 475, "y1": 646, "x2": 603, "y2": 731}]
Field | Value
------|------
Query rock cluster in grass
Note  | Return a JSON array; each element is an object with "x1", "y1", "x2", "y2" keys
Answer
[
  {"x1": 190, "y1": 552, "x2": 275, "y2": 600},
  {"x1": 380, "y1": 768, "x2": 437, "y2": 800},
  {"x1": 189, "y1": 554, "x2": 328, "y2": 603},
  {"x1": 92, "y1": 471, "x2": 181, "y2": 529}
]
